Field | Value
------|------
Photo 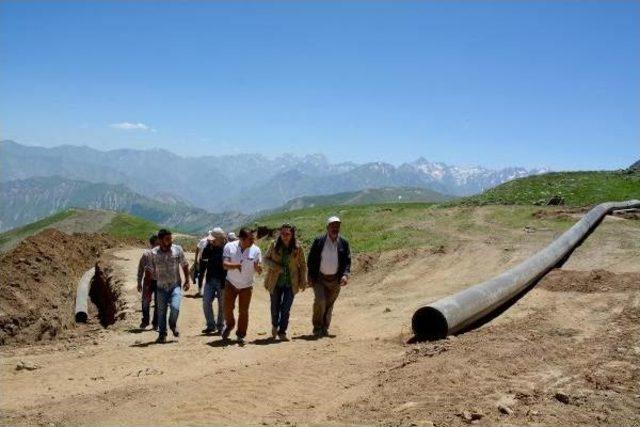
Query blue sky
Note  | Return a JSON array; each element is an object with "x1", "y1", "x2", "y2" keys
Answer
[{"x1": 1, "y1": 1, "x2": 638, "y2": 170}]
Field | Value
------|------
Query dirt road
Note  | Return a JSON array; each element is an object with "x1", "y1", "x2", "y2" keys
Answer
[
  {"x1": 1, "y1": 213, "x2": 639, "y2": 426},
  {"x1": 2, "y1": 246, "x2": 418, "y2": 426}
]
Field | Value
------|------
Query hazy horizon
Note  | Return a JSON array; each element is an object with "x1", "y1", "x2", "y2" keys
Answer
[{"x1": 3, "y1": 139, "x2": 557, "y2": 171}]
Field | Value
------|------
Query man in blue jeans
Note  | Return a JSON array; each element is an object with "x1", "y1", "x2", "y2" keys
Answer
[
  {"x1": 147, "y1": 229, "x2": 190, "y2": 344},
  {"x1": 201, "y1": 229, "x2": 227, "y2": 334}
]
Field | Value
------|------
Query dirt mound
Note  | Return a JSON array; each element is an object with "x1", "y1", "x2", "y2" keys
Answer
[
  {"x1": 352, "y1": 252, "x2": 380, "y2": 274},
  {"x1": 539, "y1": 269, "x2": 640, "y2": 293},
  {"x1": 532, "y1": 207, "x2": 588, "y2": 220},
  {"x1": 352, "y1": 246, "x2": 447, "y2": 276},
  {"x1": 339, "y1": 283, "x2": 640, "y2": 426},
  {"x1": 0, "y1": 229, "x2": 135, "y2": 346},
  {"x1": 612, "y1": 209, "x2": 640, "y2": 220}
]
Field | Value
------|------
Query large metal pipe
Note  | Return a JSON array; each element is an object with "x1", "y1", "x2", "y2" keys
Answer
[
  {"x1": 75, "y1": 267, "x2": 96, "y2": 323},
  {"x1": 412, "y1": 200, "x2": 640, "y2": 340}
]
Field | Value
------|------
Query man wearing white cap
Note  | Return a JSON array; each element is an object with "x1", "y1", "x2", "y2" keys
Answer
[{"x1": 307, "y1": 216, "x2": 351, "y2": 337}]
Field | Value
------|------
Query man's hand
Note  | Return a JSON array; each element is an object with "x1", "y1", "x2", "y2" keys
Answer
[
  {"x1": 223, "y1": 260, "x2": 242, "y2": 271},
  {"x1": 183, "y1": 281, "x2": 191, "y2": 291},
  {"x1": 340, "y1": 275, "x2": 349, "y2": 287},
  {"x1": 137, "y1": 282, "x2": 142, "y2": 293},
  {"x1": 254, "y1": 262, "x2": 263, "y2": 274}
]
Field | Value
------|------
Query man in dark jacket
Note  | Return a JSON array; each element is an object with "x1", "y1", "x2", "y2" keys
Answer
[
  {"x1": 201, "y1": 230, "x2": 227, "y2": 334},
  {"x1": 307, "y1": 216, "x2": 351, "y2": 337}
]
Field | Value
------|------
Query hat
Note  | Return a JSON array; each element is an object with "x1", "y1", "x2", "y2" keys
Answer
[
  {"x1": 227, "y1": 232, "x2": 238, "y2": 241},
  {"x1": 327, "y1": 216, "x2": 341, "y2": 225}
]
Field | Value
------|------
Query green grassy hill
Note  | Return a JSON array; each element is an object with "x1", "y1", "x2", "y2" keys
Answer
[
  {"x1": 7, "y1": 169, "x2": 635, "y2": 254},
  {"x1": 0, "y1": 176, "x2": 247, "y2": 234},
  {"x1": 271, "y1": 187, "x2": 453, "y2": 212},
  {"x1": 0, "y1": 209, "x2": 160, "y2": 253},
  {"x1": 249, "y1": 169, "x2": 640, "y2": 254},
  {"x1": 452, "y1": 170, "x2": 640, "y2": 207},
  {"x1": 247, "y1": 201, "x2": 604, "y2": 255},
  {"x1": 251, "y1": 202, "x2": 447, "y2": 253},
  {"x1": 98, "y1": 212, "x2": 160, "y2": 239}
]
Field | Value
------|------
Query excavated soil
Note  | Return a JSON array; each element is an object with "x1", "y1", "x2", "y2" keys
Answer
[
  {"x1": 539, "y1": 268, "x2": 640, "y2": 293},
  {"x1": 338, "y1": 268, "x2": 640, "y2": 426},
  {"x1": 611, "y1": 209, "x2": 640, "y2": 220},
  {"x1": 532, "y1": 207, "x2": 589, "y2": 220},
  {"x1": 0, "y1": 229, "x2": 138, "y2": 346}
]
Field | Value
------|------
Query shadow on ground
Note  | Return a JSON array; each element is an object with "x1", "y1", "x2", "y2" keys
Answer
[
  {"x1": 130, "y1": 339, "x2": 177, "y2": 348},
  {"x1": 251, "y1": 337, "x2": 285, "y2": 346},
  {"x1": 207, "y1": 339, "x2": 238, "y2": 348}
]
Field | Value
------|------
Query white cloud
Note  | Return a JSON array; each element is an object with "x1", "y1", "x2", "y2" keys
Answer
[{"x1": 110, "y1": 122, "x2": 153, "y2": 131}]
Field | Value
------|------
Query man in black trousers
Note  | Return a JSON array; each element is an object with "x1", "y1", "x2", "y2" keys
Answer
[{"x1": 307, "y1": 216, "x2": 351, "y2": 337}]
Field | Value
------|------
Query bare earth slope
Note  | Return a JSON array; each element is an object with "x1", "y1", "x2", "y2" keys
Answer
[
  {"x1": 1, "y1": 207, "x2": 639, "y2": 426},
  {"x1": 0, "y1": 229, "x2": 136, "y2": 346}
]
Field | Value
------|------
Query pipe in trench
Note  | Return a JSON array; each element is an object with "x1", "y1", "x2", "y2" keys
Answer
[
  {"x1": 412, "y1": 200, "x2": 640, "y2": 341},
  {"x1": 75, "y1": 267, "x2": 96, "y2": 323}
]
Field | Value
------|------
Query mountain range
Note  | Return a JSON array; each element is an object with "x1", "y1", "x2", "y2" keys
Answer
[{"x1": 1, "y1": 140, "x2": 549, "y2": 214}]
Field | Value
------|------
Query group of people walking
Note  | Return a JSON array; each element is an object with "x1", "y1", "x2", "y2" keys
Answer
[{"x1": 136, "y1": 216, "x2": 351, "y2": 345}]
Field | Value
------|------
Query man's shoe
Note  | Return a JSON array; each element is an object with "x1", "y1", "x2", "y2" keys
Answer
[
  {"x1": 271, "y1": 326, "x2": 278, "y2": 339},
  {"x1": 139, "y1": 320, "x2": 149, "y2": 329},
  {"x1": 278, "y1": 332, "x2": 289, "y2": 341},
  {"x1": 221, "y1": 327, "x2": 231, "y2": 341},
  {"x1": 171, "y1": 328, "x2": 180, "y2": 338},
  {"x1": 152, "y1": 324, "x2": 158, "y2": 331},
  {"x1": 313, "y1": 328, "x2": 323, "y2": 338},
  {"x1": 321, "y1": 327, "x2": 329, "y2": 337},
  {"x1": 202, "y1": 327, "x2": 216, "y2": 335},
  {"x1": 237, "y1": 336, "x2": 245, "y2": 346},
  {"x1": 155, "y1": 335, "x2": 167, "y2": 344}
]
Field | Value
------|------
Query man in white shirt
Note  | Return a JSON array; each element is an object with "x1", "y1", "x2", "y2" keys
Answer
[
  {"x1": 307, "y1": 216, "x2": 351, "y2": 337},
  {"x1": 222, "y1": 227, "x2": 262, "y2": 344}
]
